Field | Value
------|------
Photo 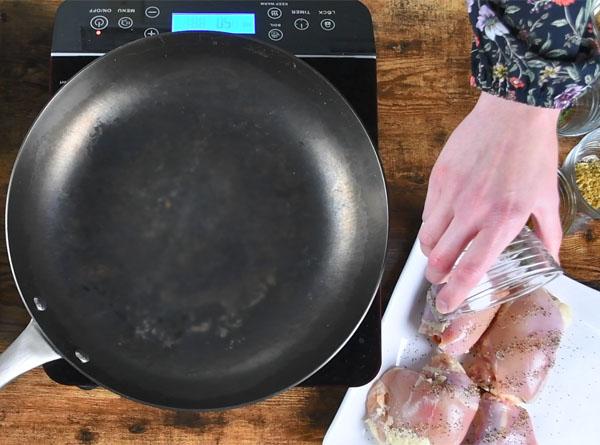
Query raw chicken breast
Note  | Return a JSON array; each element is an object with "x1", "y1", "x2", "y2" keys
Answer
[
  {"x1": 463, "y1": 393, "x2": 538, "y2": 445},
  {"x1": 467, "y1": 289, "x2": 570, "y2": 403},
  {"x1": 419, "y1": 286, "x2": 499, "y2": 355},
  {"x1": 365, "y1": 354, "x2": 480, "y2": 445}
]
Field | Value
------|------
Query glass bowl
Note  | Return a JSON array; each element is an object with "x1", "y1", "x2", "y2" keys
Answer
[
  {"x1": 557, "y1": 83, "x2": 600, "y2": 137},
  {"x1": 561, "y1": 129, "x2": 600, "y2": 224},
  {"x1": 559, "y1": 2, "x2": 600, "y2": 137},
  {"x1": 558, "y1": 169, "x2": 577, "y2": 234},
  {"x1": 427, "y1": 227, "x2": 563, "y2": 321}
]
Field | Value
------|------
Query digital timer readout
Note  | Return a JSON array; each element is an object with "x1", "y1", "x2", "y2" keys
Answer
[{"x1": 172, "y1": 13, "x2": 256, "y2": 34}]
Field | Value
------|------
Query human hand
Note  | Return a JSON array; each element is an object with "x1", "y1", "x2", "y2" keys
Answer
[{"x1": 419, "y1": 92, "x2": 562, "y2": 314}]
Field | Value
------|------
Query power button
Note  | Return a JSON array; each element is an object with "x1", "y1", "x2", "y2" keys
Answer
[{"x1": 90, "y1": 15, "x2": 109, "y2": 30}]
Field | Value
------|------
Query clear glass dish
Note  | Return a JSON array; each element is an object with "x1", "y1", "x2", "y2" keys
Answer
[
  {"x1": 427, "y1": 226, "x2": 563, "y2": 321},
  {"x1": 557, "y1": 83, "x2": 600, "y2": 137},
  {"x1": 560, "y1": 2, "x2": 600, "y2": 137},
  {"x1": 561, "y1": 128, "x2": 600, "y2": 230},
  {"x1": 558, "y1": 169, "x2": 577, "y2": 234}
]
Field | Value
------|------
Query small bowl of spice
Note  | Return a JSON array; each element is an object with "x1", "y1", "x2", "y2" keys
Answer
[
  {"x1": 561, "y1": 129, "x2": 600, "y2": 229},
  {"x1": 557, "y1": 84, "x2": 600, "y2": 137}
]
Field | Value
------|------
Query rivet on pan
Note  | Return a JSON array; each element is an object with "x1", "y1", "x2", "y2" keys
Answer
[
  {"x1": 75, "y1": 350, "x2": 90, "y2": 364},
  {"x1": 33, "y1": 297, "x2": 47, "y2": 311}
]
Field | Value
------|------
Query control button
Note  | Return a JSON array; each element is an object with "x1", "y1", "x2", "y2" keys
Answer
[
  {"x1": 144, "y1": 27, "x2": 159, "y2": 37},
  {"x1": 294, "y1": 18, "x2": 309, "y2": 31},
  {"x1": 267, "y1": 7, "x2": 282, "y2": 20},
  {"x1": 145, "y1": 6, "x2": 160, "y2": 18},
  {"x1": 320, "y1": 18, "x2": 336, "y2": 31},
  {"x1": 118, "y1": 17, "x2": 133, "y2": 29},
  {"x1": 268, "y1": 29, "x2": 283, "y2": 41},
  {"x1": 90, "y1": 15, "x2": 109, "y2": 30}
]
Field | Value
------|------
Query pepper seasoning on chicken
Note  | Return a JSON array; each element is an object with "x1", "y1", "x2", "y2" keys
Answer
[
  {"x1": 463, "y1": 393, "x2": 538, "y2": 445},
  {"x1": 466, "y1": 288, "x2": 571, "y2": 403},
  {"x1": 365, "y1": 353, "x2": 480, "y2": 445},
  {"x1": 419, "y1": 286, "x2": 501, "y2": 356}
]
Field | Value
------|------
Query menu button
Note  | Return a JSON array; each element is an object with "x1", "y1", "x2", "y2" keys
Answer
[{"x1": 118, "y1": 17, "x2": 133, "y2": 29}]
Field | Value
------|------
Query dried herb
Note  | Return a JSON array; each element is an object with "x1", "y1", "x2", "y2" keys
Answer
[{"x1": 575, "y1": 156, "x2": 600, "y2": 209}]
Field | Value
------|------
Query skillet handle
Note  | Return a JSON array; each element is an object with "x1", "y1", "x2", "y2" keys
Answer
[{"x1": 0, "y1": 320, "x2": 61, "y2": 388}]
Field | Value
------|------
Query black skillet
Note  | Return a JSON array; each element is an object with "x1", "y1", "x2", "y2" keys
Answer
[{"x1": 0, "y1": 32, "x2": 388, "y2": 410}]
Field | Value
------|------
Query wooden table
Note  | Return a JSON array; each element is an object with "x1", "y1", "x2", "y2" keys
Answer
[{"x1": 0, "y1": 1, "x2": 598, "y2": 443}]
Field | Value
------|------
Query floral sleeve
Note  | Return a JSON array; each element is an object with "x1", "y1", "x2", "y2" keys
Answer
[{"x1": 468, "y1": 0, "x2": 600, "y2": 108}]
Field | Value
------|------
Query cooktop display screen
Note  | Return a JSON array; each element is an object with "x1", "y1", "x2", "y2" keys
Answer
[{"x1": 171, "y1": 13, "x2": 256, "y2": 34}]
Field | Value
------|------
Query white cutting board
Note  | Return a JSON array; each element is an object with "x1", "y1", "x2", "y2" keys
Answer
[{"x1": 323, "y1": 240, "x2": 600, "y2": 444}]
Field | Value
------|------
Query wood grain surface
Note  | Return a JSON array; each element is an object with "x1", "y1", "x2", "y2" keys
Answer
[{"x1": 0, "y1": 1, "x2": 598, "y2": 444}]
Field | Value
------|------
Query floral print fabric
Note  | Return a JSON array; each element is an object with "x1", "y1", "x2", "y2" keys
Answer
[{"x1": 468, "y1": 0, "x2": 600, "y2": 108}]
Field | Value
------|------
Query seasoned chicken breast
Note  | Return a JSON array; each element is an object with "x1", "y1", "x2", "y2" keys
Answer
[
  {"x1": 365, "y1": 354, "x2": 480, "y2": 445},
  {"x1": 466, "y1": 289, "x2": 570, "y2": 403},
  {"x1": 463, "y1": 392, "x2": 538, "y2": 445},
  {"x1": 419, "y1": 285, "x2": 500, "y2": 356}
]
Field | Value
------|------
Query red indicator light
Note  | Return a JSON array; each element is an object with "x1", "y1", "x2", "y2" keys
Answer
[{"x1": 96, "y1": 30, "x2": 102, "y2": 36}]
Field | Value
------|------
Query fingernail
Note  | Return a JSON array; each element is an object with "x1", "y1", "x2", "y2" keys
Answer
[
  {"x1": 436, "y1": 298, "x2": 449, "y2": 314},
  {"x1": 554, "y1": 252, "x2": 561, "y2": 266}
]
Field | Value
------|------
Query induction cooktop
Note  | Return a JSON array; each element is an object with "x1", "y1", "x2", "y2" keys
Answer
[{"x1": 46, "y1": 0, "x2": 381, "y2": 389}]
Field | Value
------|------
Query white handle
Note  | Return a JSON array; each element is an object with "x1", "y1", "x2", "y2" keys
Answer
[{"x1": 0, "y1": 320, "x2": 61, "y2": 388}]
